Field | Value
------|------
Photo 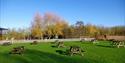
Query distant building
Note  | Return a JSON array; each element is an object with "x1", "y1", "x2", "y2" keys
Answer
[{"x1": 0, "y1": 27, "x2": 8, "y2": 40}]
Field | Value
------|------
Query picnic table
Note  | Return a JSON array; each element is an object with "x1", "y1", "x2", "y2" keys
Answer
[
  {"x1": 57, "y1": 41, "x2": 65, "y2": 48},
  {"x1": 2, "y1": 42, "x2": 12, "y2": 46},
  {"x1": 80, "y1": 38, "x2": 98, "y2": 44},
  {"x1": 9, "y1": 46, "x2": 25, "y2": 55},
  {"x1": 31, "y1": 41, "x2": 38, "y2": 45},
  {"x1": 110, "y1": 39, "x2": 125, "y2": 48},
  {"x1": 66, "y1": 46, "x2": 85, "y2": 56}
]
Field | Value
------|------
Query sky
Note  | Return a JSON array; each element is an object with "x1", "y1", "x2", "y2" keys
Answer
[{"x1": 0, "y1": 0, "x2": 125, "y2": 29}]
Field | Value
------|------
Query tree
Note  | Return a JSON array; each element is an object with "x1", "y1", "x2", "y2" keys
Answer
[
  {"x1": 75, "y1": 21, "x2": 84, "y2": 37},
  {"x1": 53, "y1": 20, "x2": 68, "y2": 38},
  {"x1": 43, "y1": 12, "x2": 56, "y2": 39},
  {"x1": 6, "y1": 12, "x2": 125, "y2": 40},
  {"x1": 6, "y1": 28, "x2": 18, "y2": 39},
  {"x1": 63, "y1": 25, "x2": 76, "y2": 38},
  {"x1": 85, "y1": 23, "x2": 98, "y2": 37},
  {"x1": 31, "y1": 12, "x2": 43, "y2": 39},
  {"x1": 43, "y1": 12, "x2": 68, "y2": 39},
  {"x1": 110, "y1": 26, "x2": 125, "y2": 36}
]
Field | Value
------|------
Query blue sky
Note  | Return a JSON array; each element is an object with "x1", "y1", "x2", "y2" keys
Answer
[{"x1": 0, "y1": 0, "x2": 125, "y2": 29}]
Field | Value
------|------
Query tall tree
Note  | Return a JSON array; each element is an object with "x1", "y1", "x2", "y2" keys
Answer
[
  {"x1": 43, "y1": 12, "x2": 68, "y2": 39},
  {"x1": 31, "y1": 12, "x2": 43, "y2": 39},
  {"x1": 43, "y1": 12, "x2": 56, "y2": 39},
  {"x1": 75, "y1": 21, "x2": 84, "y2": 38},
  {"x1": 85, "y1": 23, "x2": 98, "y2": 37}
]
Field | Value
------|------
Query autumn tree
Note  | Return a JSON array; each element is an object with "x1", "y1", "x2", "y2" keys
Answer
[
  {"x1": 43, "y1": 12, "x2": 55, "y2": 39},
  {"x1": 6, "y1": 28, "x2": 19, "y2": 39},
  {"x1": 53, "y1": 20, "x2": 68, "y2": 38},
  {"x1": 17, "y1": 28, "x2": 31, "y2": 40},
  {"x1": 43, "y1": 12, "x2": 68, "y2": 39},
  {"x1": 63, "y1": 25, "x2": 76, "y2": 38},
  {"x1": 109, "y1": 26, "x2": 125, "y2": 36},
  {"x1": 31, "y1": 12, "x2": 43, "y2": 39},
  {"x1": 6, "y1": 12, "x2": 125, "y2": 40},
  {"x1": 84, "y1": 23, "x2": 98, "y2": 37}
]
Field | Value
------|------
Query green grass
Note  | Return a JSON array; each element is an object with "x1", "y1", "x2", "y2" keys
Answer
[{"x1": 0, "y1": 41, "x2": 125, "y2": 63}]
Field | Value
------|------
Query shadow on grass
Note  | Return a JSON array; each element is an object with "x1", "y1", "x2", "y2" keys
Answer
[
  {"x1": 0, "y1": 49, "x2": 106, "y2": 63},
  {"x1": 51, "y1": 45, "x2": 57, "y2": 48},
  {"x1": 81, "y1": 41, "x2": 93, "y2": 44},
  {"x1": 96, "y1": 45, "x2": 112, "y2": 48},
  {"x1": 56, "y1": 50, "x2": 66, "y2": 55}
]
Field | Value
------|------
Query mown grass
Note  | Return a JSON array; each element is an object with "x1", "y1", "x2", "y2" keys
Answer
[{"x1": 0, "y1": 41, "x2": 125, "y2": 63}]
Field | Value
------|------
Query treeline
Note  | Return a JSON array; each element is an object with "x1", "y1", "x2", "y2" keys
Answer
[{"x1": 3, "y1": 12, "x2": 125, "y2": 40}]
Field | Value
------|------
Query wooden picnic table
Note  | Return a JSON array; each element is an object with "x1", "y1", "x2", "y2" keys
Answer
[
  {"x1": 9, "y1": 46, "x2": 25, "y2": 55},
  {"x1": 31, "y1": 41, "x2": 38, "y2": 45},
  {"x1": 57, "y1": 41, "x2": 65, "y2": 48},
  {"x1": 111, "y1": 40, "x2": 125, "y2": 48},
  {"x1": 66, "y1": 46, "x2": 85, "y2": 56}
]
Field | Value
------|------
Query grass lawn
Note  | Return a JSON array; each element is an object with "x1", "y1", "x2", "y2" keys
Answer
[{"x1": 0, "y1": 41, "x2": 125, "y2": 63}]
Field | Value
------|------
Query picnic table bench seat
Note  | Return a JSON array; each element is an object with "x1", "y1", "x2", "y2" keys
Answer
[{"x1": 9, "y1": 46, "x2": 25, "y2": 55}]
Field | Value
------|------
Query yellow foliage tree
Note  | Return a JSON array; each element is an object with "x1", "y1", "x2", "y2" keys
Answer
[
  {"x1": 85, "y1": 23, "x2": 98, "y2": 37},
  {"x1": 31, "y1": 12, "x2": 43, "y2": 39},
  {"x1": 44, "y1": 12, "x2": 68, "y2": 39},
  {"x1": 53, "y1": 20, "x2": 68, "y2": 38}
]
